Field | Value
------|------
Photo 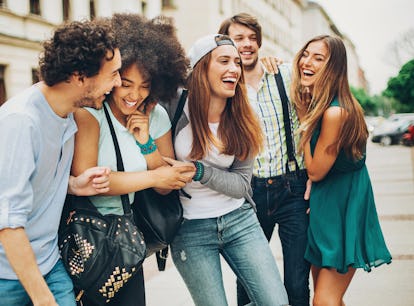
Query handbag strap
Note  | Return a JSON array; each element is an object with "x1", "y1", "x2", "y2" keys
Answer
[
  {"x1": 103, "y1": 104, "x2": 132, "y2": 214},
  {"x1": 171, "y1": 89, "x2": 188, "y2": 138},
  {"x1": 274, "y1": 71, "x2": 299, "y2": 174}
]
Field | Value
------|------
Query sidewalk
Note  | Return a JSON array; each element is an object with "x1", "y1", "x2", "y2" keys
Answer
[{"x1": 143, "y1": 142, "x2": 414, "y2": 306}]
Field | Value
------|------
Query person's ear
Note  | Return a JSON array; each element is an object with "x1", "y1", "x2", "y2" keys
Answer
[{"x1": 70, "y1": 72, "x2": 85, "y2": 86}]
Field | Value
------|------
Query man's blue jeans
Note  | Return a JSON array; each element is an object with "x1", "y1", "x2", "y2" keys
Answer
[
  {"x1": 237, "y1": 170, "x2": 310, "y2": 306},
  {"x1": 171, "y1": 202, "x2": 289, "y2": 306},
  {"x1": 0, "y1": 259, "x2": 76, "y2": 306}
]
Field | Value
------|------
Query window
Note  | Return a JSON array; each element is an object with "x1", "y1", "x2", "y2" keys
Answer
[
  {"x1": 0, "y1": 65, "x2": 6, "y2": 106},
  {"x1": 162, "y1": 0, "x2": 175, "y2": 9},
  {"x1": 63, "y1": 0, "x2": 70, "y2": 21},
  {"x1": 30, "y1": 0, "x2": 41, "y2": 15},
  {"x1": 90, "y1": 0, "x2": 95, "y2": 19}
]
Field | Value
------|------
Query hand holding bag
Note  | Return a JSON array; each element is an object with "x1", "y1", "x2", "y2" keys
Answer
[{"x1": 59, "y1": 104, "x2": 146, "y2": 304}]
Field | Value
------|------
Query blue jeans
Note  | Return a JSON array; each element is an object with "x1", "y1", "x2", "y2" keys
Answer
[
  {"x1": 0, "y1": 259, "x2": 76, "y2": 306},
  {"x1": 237, "y1": 170, "x2": 310, "y2": 306},
  {"x1": 171, "y1": 202, "x2": 288, "y2": 306}
]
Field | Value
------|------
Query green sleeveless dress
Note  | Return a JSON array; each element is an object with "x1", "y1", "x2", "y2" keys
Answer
[{"x1": 304, "y1": 99, "x2": 392, "y2": 273}]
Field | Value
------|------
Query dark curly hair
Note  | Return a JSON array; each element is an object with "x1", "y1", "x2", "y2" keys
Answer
[
  {"x1": 39, "y1": 18, "x2": 117, "y2": 86},
  {"x1": 111, "y1": 13, "x2": 189, "y2": 103}
]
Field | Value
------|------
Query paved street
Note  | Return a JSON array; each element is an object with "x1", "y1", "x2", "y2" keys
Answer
[{"x1": 143, "y1": 140, "x2": 414, "y2": 306}]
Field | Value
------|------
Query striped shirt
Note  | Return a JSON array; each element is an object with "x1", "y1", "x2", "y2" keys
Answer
[{"x1": 247, "y1": 63, "x2": 305, "y2": 178}]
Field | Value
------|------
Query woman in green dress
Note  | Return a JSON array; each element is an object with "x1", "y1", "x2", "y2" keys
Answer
[{"x1": 290, "y1": 35, "x2": 392, "y2": 306}]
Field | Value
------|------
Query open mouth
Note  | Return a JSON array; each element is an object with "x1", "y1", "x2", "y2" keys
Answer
[
  {"x1": 222, "y1": 77, "x2": 237, "y2": 84},
  {"x1": 124, "y1": 99, "x2": 138, "y2": 108},
  {"x1": 302, "y1": 69, "x2": 314, "y2": 77}
]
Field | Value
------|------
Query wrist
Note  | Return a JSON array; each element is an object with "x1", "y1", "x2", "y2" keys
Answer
[
  {"x1": 192, "y1": 161, "x2": 204, "y2": 181},
  {"x1": 67, "y1": 175, "x2": 77, "y2": 195},
  {"x1": 136, "y1": 135, "x2": 157, "y2": 155}
]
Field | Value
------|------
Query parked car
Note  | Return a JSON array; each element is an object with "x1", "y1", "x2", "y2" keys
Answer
[
  {"x1": 371, "y1": 114, "x2": 414, "y2": 146},
  {"x1": 365, "y1": 116, "x2": 384, "y2": 133},
  {"x1": 402, "y1": 124, "x2": 414, "y2": 146}
]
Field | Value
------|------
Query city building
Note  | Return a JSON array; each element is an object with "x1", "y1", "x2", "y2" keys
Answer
[{"x1": 0, "y1": 0, "x2": 367, "y2": 106}]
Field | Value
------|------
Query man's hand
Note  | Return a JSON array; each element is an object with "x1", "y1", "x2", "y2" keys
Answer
[
  {"x1": 260, "y1": 56, "x2": 283, "y2": 74},
  {"x1": 68, "y1": 166, "x2": 111, "y2": 196}
]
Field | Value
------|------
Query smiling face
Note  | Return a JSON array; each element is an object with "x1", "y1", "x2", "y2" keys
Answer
[
  {"x1": 77, "y1": 48, "x2": 122, "y2": 109},
  {"x1": 226, "y1": 23, "x2": 259, "y2": 71},
  {"x1": 299, "y1": 40, "x2": 329, "y2": 90},
  {"x1": 207, "y1": 44, "x2": 241, "y2": 100},
  {"x1": 110, "y1": 64, "x2": 151, "y2": 120}
]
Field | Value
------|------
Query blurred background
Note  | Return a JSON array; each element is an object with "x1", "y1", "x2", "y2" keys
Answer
[{"x1": 0, "y1": 0, "x2": 413, "y2": 141}]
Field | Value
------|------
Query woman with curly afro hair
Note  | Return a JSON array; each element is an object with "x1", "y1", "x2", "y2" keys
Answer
[{"x1": 70, "y1": 13, "x2": 196, "y2": 306}]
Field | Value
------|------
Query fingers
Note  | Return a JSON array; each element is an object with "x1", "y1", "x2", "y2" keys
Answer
[
  {"x1": 126, "y1": 112, "x2": 150, "y2": 139},
  {"x1": 268, "y1": 57, "x2": 279, "y2": 74},
  {"x1": 260, "y1": 56, "x2": 280, "y2": 74},
  {"x1": 90, "y1": 167, "x2": 110, "y2": 194},
  {"x1": 304, "y1": 179, "x2": 312, "y2": 200},
  {"x1": 162, "y1": 156, "x2": 176, "y2": 166},
  {"x1": 84, "y1": 166, "x2": 111, "y2": 179}
]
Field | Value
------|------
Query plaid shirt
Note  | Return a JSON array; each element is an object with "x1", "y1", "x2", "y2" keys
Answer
[{"x1": 247, "y1": 63, "x2": 305, "y2": 178}]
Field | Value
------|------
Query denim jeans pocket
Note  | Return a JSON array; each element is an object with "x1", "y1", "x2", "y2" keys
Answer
[{"x1": 285, "y1": 175, "x2": 307, "y2": 197}]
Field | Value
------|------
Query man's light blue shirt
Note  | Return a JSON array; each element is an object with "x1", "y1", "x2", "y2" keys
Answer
[{"x1": 0, "y1": 85, "x2": 77, "y2": 279}]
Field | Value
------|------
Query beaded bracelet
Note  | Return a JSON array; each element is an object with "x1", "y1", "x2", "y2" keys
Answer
[
  {"x1": 192, "y1": 161, "x2": 204, "y2": 181},
  {"x1": 136, "y1": 136, "x2": 157, "y2": 155}
]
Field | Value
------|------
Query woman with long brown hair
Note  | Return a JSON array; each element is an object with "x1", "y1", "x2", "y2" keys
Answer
[
  {"x1": 165, "y1": 34, "x2": 289, "y2": 306},
  {"x1": 291, "y1": 35, "x2": 392, "y2": 305}
]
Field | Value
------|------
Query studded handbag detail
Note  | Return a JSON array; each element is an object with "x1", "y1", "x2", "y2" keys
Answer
[
  {"x1": 59, "y1": 195, "x2": 146, "y2": 304},
  {"x1": 58, "y1": 104, "x2": 147, "y2": 304}
]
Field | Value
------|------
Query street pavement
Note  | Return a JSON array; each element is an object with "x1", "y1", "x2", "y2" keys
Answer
[{"x1": 143, "y1": 140, "x2": 414, "y2": 306}]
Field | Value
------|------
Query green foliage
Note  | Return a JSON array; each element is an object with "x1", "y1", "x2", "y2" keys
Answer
[
  {"x1": 351, "y1": 87, "x2": 378, "y2": 115},
  {"x1": 383, "y1": 59, "x2": 414, "y2": 112}
]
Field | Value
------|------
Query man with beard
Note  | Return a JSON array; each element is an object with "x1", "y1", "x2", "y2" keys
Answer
[
  {"x1": 219, "y1": 13, "x2": 311, "y2": 306},
  {"x1": 0, "y1": 19, "x2": 121, "y2": 306}
]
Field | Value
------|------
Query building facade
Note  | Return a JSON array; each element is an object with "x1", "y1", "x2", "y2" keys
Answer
[{"x1": 0, "y1": 0, "x2": 367, "y2": 106}]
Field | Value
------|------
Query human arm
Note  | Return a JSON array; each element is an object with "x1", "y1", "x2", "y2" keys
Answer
[
  {"x1": 304, "y1": 106, "x2": 345, "y2": 182},
  {"x1": 0, "y1": 228, "x2": 57, "y2": 306},
  {"x1": 194, "y1": 158, "x2": 253, "y2": 199},
  {"x1": 0, "y1": 114, "x2": 56, "y2": 305},
  {"x1": 72, "y1": 108, "x2": 193, "y2": 195},
  {"x1": 260, "y1": 56, "x2": 283, "y2": 74}
]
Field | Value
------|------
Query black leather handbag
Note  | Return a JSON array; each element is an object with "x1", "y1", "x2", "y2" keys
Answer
[
  {"x1": 58, "y1": 104, "x2": 147, "y2": 304},
  {"x1": 132, "y1": 90, "x2": 188, "y2": 270},
  {"x1": 133, "y1": 188, "x2": 182, "y2": 257},
  {"x1": 59, "y1": 195, "x2": 146, "y2": 304}
]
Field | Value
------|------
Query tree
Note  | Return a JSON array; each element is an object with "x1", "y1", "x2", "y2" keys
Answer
[
  {"x1": 383, "y1": 59, "x2": 414, "y2": 113},
  {"x1": 351, "y1": 86, "x2": 378, "y2": 115}
]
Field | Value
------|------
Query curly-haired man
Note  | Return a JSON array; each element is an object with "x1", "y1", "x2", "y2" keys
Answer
[{"x1": 0, "y1": 19, "x2": 121, "y2": 306}]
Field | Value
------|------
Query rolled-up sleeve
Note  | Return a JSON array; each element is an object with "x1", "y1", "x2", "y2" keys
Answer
[
  {"x1": 0, "y1": 113, "x2": 36, "y2": 230},
  {"x1": 200, "y1": 157, "x2": 253, "y2": 199}
]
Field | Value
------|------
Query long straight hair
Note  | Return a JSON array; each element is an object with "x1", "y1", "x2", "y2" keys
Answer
[
  {"x1": 291, "y1": 35, "x2": 368, "y2": 160},
  {"x1": 186, "y1": 51, "x2": 263, "y2": 161}
]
